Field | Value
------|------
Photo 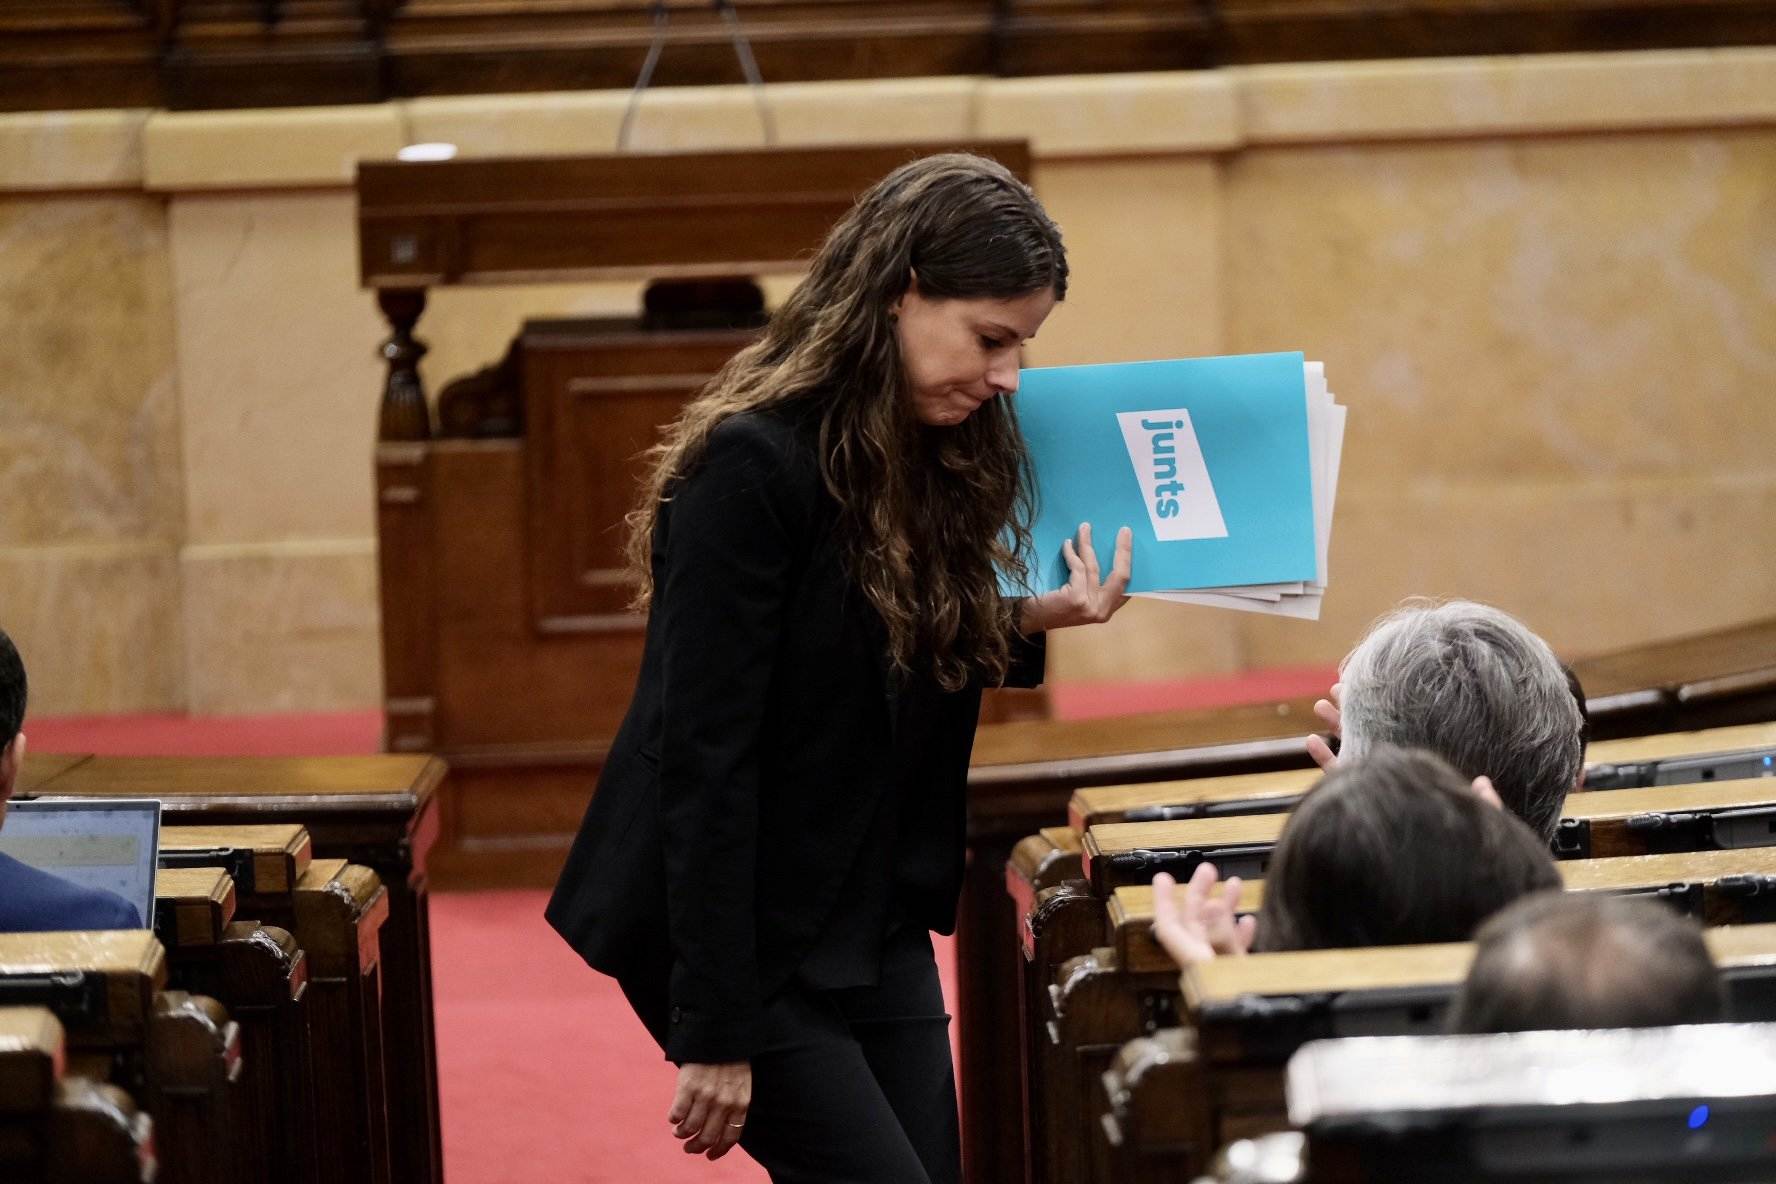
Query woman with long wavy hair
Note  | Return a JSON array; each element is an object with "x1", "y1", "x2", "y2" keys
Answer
[{"x1": 547, "y1": 152, "x2": 1131, "y2": 1183}]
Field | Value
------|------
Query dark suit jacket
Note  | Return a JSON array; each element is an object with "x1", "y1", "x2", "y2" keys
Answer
[
  {"x1": 545, "y1": 404, "x2": 1043, "y2": 1063},
  {"x1": 0, "y1": 850, "x2": 141, "y2": 932}
]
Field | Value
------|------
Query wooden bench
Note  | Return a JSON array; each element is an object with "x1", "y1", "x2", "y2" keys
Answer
[
  {"x1": 1582, "y1": 720, "x2": 1776, "y2": 790},
  {"x1": 1081, "y1": 775, "x2": 1776, "y2": 895},
  {"x1": 0, "y1": 932, "x2": 239, "y2": 1184},
  {"x1": 1068, "y1": 720, "x2": 1776, "y2": 832},
  {"x1": 1098, "y1": 923, "x2": 1776, "y2": 1182},
  {"x1": 0, "y1": 1006, "x2": 156, "y2": 1184},
  {"x1": 1018, "y1": 770, "x2": 1776, "y2": 1183},
  {"x1": 24, "y1": 753, "x2": 444, "y2": 1184},
  {"x1": 1108, "y1": 846, "x2": 1776, "y2": 977},
  {"x1": 153, "y1": 865, "x2": 313, "y2": 1184},
  {"x1": 983, "y1": 618, "x2": 1776, "y2": 1183},
  {"x1": 159, "y1": 825, "x2": 390, "y2": 1184},
  {"x1": 1046, "y1": 852, "x2": 1776, "y2": 1184}
]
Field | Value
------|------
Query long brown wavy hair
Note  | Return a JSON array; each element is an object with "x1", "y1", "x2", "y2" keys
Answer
[{"x1": 627, "y1": 152, "x2": 1068, "y2": 691}]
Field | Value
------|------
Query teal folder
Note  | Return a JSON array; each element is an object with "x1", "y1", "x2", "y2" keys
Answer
[{"x1": 1010, "y1": 352, "x2": 1320, "y2": 596}]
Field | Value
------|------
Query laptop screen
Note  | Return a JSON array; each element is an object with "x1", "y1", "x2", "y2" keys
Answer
[{"x1": 0, "y1": 798, "x2": 162, "y2": 930}]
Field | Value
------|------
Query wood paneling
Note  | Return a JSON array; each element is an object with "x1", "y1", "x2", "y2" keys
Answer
[
  {"x1": 520, "y1": 321, "x2": 755, "y2": 628},
  {"x1": 7, "y1": 0, "x2": 1775, "y2": 112}
]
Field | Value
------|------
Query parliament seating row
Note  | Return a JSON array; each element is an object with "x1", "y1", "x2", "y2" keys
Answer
[
  {"x1": 1080, "y1": 771, "x2": 1776, "y2": 896},
  {"x1": 0, "y1": 820, "x2": 392, "y2": 1184},
  {"x1": 1011, "y1": 723, "x2": 1776, "y2": 1184},
  {"x1": 1098, "y1": 924, "x2": 1776, "y2": 1182},
  {"x1": 1037, "y1": 850, "x2": 1776, "y2": 1184},
  {"x1": 0, "y1": 1005, "x2": 156, "y2": 1183},
  {"x1": 959, "y1": 617, "x2": 1776, "y2": 1179},
  {"x1": 1013, "y1": 722, "x2": 1776, "y2": 1071},
  {"x1": 1066, "y1": 720, "x2": 1776, "y2": 831},
  {"x1": 0, "y1": 927, "x2": 237, "y2": 1184},
  {"x1": 16, "y1": 753, "x2": 445, "y2": 1184},
  {"x1": 1277, "y1": 1023, "x2": 1776, "y2": 1183}
]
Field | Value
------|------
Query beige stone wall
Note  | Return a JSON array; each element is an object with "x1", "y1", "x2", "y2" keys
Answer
[{"x1": 2, "y1": 49, "x2": 1773, "y2": 713}]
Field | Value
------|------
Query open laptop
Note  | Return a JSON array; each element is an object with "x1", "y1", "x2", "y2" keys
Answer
[{"x1": 0, "y1": 798, "x2": 162, "y2": 930}]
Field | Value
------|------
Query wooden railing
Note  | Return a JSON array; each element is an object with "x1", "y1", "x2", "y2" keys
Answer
[{"x1": 4, "y1": 0, "x2": 1773, "y2": 112}]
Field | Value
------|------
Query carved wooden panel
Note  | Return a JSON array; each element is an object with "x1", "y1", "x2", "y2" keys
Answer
[{"x1": 519, "y1": 319, "x2": 758, "y2": 631}]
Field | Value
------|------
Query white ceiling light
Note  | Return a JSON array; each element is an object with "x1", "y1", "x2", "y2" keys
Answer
[{"x1": 398, "y1": 142, "x2": 459, "y2": 163}]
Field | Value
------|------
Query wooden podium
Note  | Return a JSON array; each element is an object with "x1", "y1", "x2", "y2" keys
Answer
[{"x1": 358, "y1": 141, "x2": 1036, "y2": 886}]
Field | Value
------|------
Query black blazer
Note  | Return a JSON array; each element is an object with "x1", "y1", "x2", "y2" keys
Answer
[{"x1": 545, "y1": 405, "x2": 1043, "y2": 1064}]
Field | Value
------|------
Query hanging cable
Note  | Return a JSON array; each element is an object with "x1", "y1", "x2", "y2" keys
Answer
[
  {"x1": 716, "y1": 0, "x2": 777, "y2": 144},
  {"x1": 617, "y1": 0, "x2": 777, "y2": 150},
  {"x1": 617, "y1": 0, "x2": 672, "y2": 151}
]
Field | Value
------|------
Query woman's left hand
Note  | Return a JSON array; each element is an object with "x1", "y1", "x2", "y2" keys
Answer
[{"x1": 1019, "y1": 522, "x2": 1133, "y2": 633}]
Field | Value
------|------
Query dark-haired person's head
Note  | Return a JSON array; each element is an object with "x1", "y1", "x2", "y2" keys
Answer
[
  {"x1": 1447, "y1": 893, "x2": 1726, "y2": 1035},
  {"x1": 1338, "y1": 599, "x2": 1583, "y2": 843},
  {"x1": 1253, "y1": 747, "x2": 1562, "y2": 953},
  {"x1": 0, "y1": 628, "x2": 26, "y2": 820}
]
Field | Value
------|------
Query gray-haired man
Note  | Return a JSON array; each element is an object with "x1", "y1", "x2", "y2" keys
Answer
[{"x1": 1307, "y1": 599, "x2": 1584, "y2": 842}]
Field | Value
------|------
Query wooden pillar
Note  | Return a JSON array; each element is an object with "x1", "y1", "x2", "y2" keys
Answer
[{"x1": 376, "y1": 288, "x2": 431, "y2": 443}]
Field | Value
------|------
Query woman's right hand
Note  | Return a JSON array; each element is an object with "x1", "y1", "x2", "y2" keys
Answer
[{"x1": 669, "y1": 1061, "x2": 752, "y2": 1160}]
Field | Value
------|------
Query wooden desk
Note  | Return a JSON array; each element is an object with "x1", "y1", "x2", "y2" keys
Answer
[
  {"x1": 1576, "y1": 617, "x2": 1776, "y2": 728},
  {"x1": 160, "y1": 827, "x2": 387, "y2": 1184},
  {"x1": 1085, "y1": 925, "x2": 1776, "y2": 1180},
  {"x1": 17, "y1": 753, "x2": 90, "y2": 795},
  {"x1": 1289, "y1": 1023, "x2": 1776, "y2": 1181},
  {"x1": 1562, "y1": 777, "x2": 1776, "y2": 858},
  {"x1": 152, "y1": 868, "x2": 236, "y2": 952},
  {"x1": 152, "y1": 863, "x2": 314, "y2": 1184},
  {"x1": 984, "y1": 619, "x2": 1776, "y2": 1181},
  {"x1": 23, "y1": 753, "x2": 443, "y2": 1184},
  {"x1": 0, "y1": 1006, "x2": 157, "y2": 1184},
  {"x1": 1084, "y1": 813, "x2": 1288, "y2": 894},
  {"x1": 1071, "y1": 719, "x2": 1776, "y2": 831},
  {"x1": 0, "y1": 932, "x2": 238, "y2": 1184},
  {"x1": 1070, "y1": 768, "x2": 1319, "y2": 832},
  {"x1": 1081, "y1": 776, "x2": 1776, "y2": 894},
  {"x1": 1108, "y1": 848, "x2": 1776, "y2": 977},
  {"x1": 160, "y1": 824, "x2": 311, "y2": 899},
  {"x1": 1584, "y1": 719, "x2": 1776, "y2": 767},
  {"x1": 0, "y1": 1006, "x2": 62, "y2": 1115}
]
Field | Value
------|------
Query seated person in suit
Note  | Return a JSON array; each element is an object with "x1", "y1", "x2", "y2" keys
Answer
[
  {"x1": 1447, "y1": 893, "x2": 1725, "y2": 1033},
  {"x1": 1152, "y1": 747, "x2": 1560, "y2": 966},
  {"x1": 1306, "y1": 599, "x2": 1584, "y2": 843},
  {"x1": 0, "y1": 628, "x2": 140, "y2": 931}
]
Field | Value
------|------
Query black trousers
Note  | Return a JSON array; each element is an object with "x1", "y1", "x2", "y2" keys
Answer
[{"x1": 623, "y1": 925, "x2": 960, "y2": 1184}]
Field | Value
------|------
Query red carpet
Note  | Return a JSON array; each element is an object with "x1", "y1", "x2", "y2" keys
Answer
[
  {"x1": 431, "y1": 889, "x2": 958, "y2": 1183},
  {"x1": 432, "y1": 889, "x2": 782, "y2": 1182},
  {"x1": 29, "y1": 667, "x2": 1323, "y2": 1182}
]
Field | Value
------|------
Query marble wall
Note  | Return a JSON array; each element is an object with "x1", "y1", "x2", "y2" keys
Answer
[
  {"x1": 0, "y1": 192, "x2": 183, "y2": 713},
  {"x1": 2, "y1": 49, "x2": 1773, "y2": 713}
]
